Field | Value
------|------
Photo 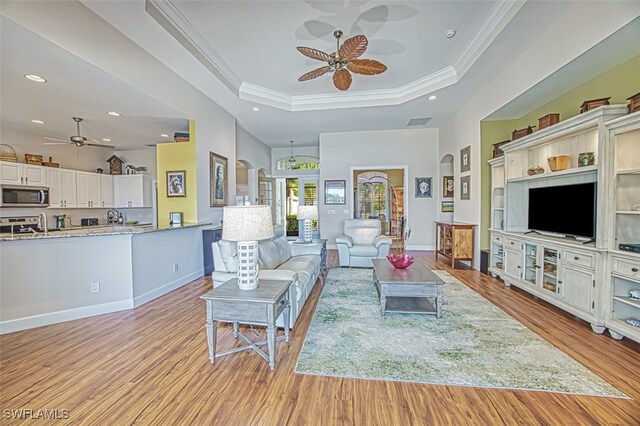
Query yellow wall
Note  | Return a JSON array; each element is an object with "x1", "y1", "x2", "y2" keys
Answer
[
  {"x1": 157, "y1": 119, "x2": 198, "y2": 225},
  {"x1": 480, "y1": 55, "x2": 640, "y2": 248}
]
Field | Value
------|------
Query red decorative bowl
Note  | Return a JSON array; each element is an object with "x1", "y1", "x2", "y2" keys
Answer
[{"x1": 386, "y1": 253, "x2": 414, "y2": 269}]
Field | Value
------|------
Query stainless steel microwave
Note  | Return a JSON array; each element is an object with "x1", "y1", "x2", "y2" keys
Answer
[{"x1": 0, "y1": 185, "x2": 50, "y2": 207}]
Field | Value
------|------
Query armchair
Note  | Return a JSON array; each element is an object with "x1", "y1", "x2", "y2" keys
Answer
[{"x1": 336, "y1": 219, "x2": 393, "y2": 267}]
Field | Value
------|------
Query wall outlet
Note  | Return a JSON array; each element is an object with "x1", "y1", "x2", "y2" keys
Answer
[
  {"x1": 90, "y1": 282, "x2": 100, "y2": 293},
  {"x1": 172, "y1": 263, "x2": 179, "y2": 272}
]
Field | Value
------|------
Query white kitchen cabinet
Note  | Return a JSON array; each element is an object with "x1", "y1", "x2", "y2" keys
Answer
[
  {"x1": 47, "y1": 168, "x2": 77, "y2": 208},
  {"x1": 113, "y1": 175, "x2": 152, "y2": 208},
  {"x1": 100, "y1": 174, "x2": 113, "y2": 208},
  {"x1": 0, "y1": 161, "x2": 46, "y2": 186},
  {"x1": 76, "y1": 171, "x2": 101, "y2": 208}
]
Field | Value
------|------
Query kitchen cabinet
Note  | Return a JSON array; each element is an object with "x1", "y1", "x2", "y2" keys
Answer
[
  {"x1": 76, "y1": 171, "x2": 101, "y2": 208},
  {"x1": 0, "y1": 161, "x2": 46, "y2": 186},
  {"x1": 114, "y1": 175, "x2": 152, "y2": 208},
  {"x1": 100, "y1": 174, "x2": 113, "y2": 208},
  {"x1": 47, "y1": 168, "x2": 77, "y2": 208}
]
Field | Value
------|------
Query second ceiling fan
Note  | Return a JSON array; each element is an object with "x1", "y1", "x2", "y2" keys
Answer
[
  {"x1": 44, "y1": 117, "x2": 115, "y2": 149},
  {"x1": 297, "y1": 30, "x2": 387, "y2": 91}
]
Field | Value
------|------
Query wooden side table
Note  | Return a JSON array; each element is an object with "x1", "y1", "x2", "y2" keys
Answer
[
  {"x1": 434, "y1": 221, "x2": 476, "y2": 269},
  {"x1": 200, "y1": 278, "x2": 292, "y2": 371}
]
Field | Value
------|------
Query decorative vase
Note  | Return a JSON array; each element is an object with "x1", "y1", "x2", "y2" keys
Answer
[{"x1": 578, "y1": 152, "x2": 595, "y2": 167}]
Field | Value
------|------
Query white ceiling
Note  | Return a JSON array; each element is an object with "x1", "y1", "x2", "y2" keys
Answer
[{"x1": 1, "y1": 1, "x2": 638, "y2": 150}]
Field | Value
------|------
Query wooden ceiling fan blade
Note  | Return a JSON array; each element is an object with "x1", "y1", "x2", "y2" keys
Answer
[
  {"x1": 43, "y1": 136, "x2": 68, "y2": 142},
  {"x1": 339, "y1": 35, "x2": 368, "y2": 61},
  {"x1": 43, "y1": 142, "x2": 69, "y2": 146},
  {"x1": 333, "y1": 69, "x2": 352, "y2": 91},
  {"x1": 347, "y1": 59, "x2": 387, "y2": 75},
  {"x1": 298, "y1": 66, "x2": 332, "y2": 81},
  {"x1": 297, "y1": 46, "x2": 331, "y2": 62}
]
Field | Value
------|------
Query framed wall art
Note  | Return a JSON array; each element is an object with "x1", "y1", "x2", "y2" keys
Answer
[
  {"x1": 415, "y1": 177, "x2": 432, "y2": 198},
  {"x1": 210, "y1": 152, "x2": 228, "y2": 207},
  {"x1": 442, "y1": 201, "x2": 454, "y2": 213},
  {"x1": 460, "y1": 145, "x2": 471, "y2": 173},
  {"x1": 167, "y1": 170, "x2": 186, "y2": 197},
  {"x1": 443, "y1": 176, "x2": 454, "y2": 198},
  {"x1": 324, "y1": 180, "x2": 346, "y2": 205},
  {"x1": 460, "y1": 175, "x2": 471, "y2": 200}
]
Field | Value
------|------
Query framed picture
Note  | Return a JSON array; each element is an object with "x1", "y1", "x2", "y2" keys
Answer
[
  {"x1": 443, "y1": 176, "x2": 454, "y2": 198},
  {"x1": 210, "y1": 152, "x2": 228, "y2": 207},
  {"x1": 461, "y1": 175, "x2": 471, "y2": 200},
  {"x1": 442, "y1": 201, "x2": 454, "y2": 212},
  {"x1": 460, "y1": 145, "x2": 471, "y2": 173},
  {"x1": 415, "y1": 177, "x2": 432, "y2": 198},
  {"x1": 166, "y1": 170, "x2": 186, "y2": 197},
  {"x1": 324, "y1": 180, "x2": 346, "y2": 204}
]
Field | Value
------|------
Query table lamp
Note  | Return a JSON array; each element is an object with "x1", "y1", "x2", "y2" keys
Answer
[
  {"x1": 297, "y1": 205, "x2": 318, "y2": 243},
  {"x1": 222, "y1": 205, "x2": 274, "y2": 290}
]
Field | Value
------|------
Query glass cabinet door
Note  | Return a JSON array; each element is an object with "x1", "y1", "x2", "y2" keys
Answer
[
  {"x1": 524, "y1": 243, "x2": 538, "y2": 285},
  {"x1": 542, "y1": 248, "x2": 559, "y2": 294}
]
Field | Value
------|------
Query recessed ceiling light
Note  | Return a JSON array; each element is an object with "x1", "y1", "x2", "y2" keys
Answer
[
  {"x1": 252, "y1": 107, "x2": 261, "y2": 112},
  {"x1": 107, "y1": 111, "x2": 121, "y2": 116},
  {"x1": 30, "y1": 119, "x2": 45, "y2": 124},
  {"x1": 102, "y1": 138, "x2": 112, "y2": 142},
  {"x1": 24, "y1": 74, "x2": 47, "y2": 83},
  {"x1": 445, "y1": 29, "x2": 457, "y2": 39},
  {"x1": 160, "y1": 134, "x2": 170, "y2": 138},
  {"x1": 428, "y1": 95, "x2": 438, "y2": 101}
]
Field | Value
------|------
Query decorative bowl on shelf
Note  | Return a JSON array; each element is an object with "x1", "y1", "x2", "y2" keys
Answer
[
  {"x1": 387, "y1": 253, "x2": 414, "y2": 269},
  {"x1": 547, "y1": 155, "x2": 571, "y2": 171},
  {"x1": 625, "y1": 318, "x2": 640, "y2": 328},
  {"x1": 527, "y1": 166, "x2": 545, "y2": 175}
]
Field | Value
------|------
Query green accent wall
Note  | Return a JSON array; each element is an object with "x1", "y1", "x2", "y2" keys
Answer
[{"x1": 480, "y1": 55, "x2": 640, "y2": 249}]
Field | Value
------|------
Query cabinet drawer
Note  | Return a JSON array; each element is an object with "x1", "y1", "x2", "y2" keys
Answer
[
  {"x1": 491, "y1": 234, "x2": 503, "y2": 245},
  {"x1": 611, "y1": 256, "x2": 640, "y2": 281},
  {"x1": 504, "y1": 238, "x2": 521, "y2": 251},
  {"x1": 563, "y1": 250, "x2": 595, "y2": 270}
]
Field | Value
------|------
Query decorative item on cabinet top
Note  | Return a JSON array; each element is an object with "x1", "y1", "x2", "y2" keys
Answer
[
  {"x1": 492, "y1": 140, "x2": 509, "y2": 158},
  {"x1": 24, "y1": 154, "x2": 43, "y2": 165},
  {"x1": 527, "y1": 166, "x2": 545, "y2": 176},
  {"x1": 628, "y1": 92, "x2": 640, "y2": 114},
  {"x1": 511, "y1": 126, "x2": 535, "y2": 140},
  {"x1": 0, "y1": 144, "x2": 17, "y2": 162},
  {"x1": 538, "y1": 113, "x2": 560, "y2": 130},
  {"x1": 579, "y1": 97, "x2": 610, "y2": 113},
  {"x1": 42, "y1": 157, "x2": 59, "y2": 168},
  {"x1": 107, "y1": 155, "x2": 124, "y2": 175}
]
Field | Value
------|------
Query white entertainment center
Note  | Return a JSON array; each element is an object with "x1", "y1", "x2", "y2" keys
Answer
[{"x1": 488, "y1": 106, "x2": 640, "y2": 343}]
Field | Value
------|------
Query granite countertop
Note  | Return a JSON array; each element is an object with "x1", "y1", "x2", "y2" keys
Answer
[{"x1": 0, "y1": 222, "x2": 213, "y2": 241}]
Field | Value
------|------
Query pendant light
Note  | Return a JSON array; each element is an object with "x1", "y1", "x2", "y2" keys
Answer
[{"x1": 288, "y1": 140, "x2": 296, "y2": 163}]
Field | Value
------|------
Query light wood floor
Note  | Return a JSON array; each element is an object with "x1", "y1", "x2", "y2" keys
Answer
[{"x1": 1, "y1": 251, "x2": 639, "y2": 425}]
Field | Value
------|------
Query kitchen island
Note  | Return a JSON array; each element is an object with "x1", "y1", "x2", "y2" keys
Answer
[{"x1": 0, "y1": 223, "x2": 216, "y2": 334}]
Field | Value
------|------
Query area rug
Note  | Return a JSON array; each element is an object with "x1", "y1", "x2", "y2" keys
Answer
[{"x1": 295, "y1": 268, "x2": 625, "y2": 397}]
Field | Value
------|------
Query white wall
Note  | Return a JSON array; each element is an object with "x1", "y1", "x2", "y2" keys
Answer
[
  {"x1": 439, "y1": 2, "x2": 640, "y2": 269},
  {"x1": 319, "y1": 128, "x2": 439, "y2": 249}
]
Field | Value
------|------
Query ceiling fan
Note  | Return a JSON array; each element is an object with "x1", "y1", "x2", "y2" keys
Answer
[
  {"x1": 43, "y1": 117, "x2": 115, "y2": 149},
  {"x1": 297, "y1": 29, "x2": 387, "y2": 91}
]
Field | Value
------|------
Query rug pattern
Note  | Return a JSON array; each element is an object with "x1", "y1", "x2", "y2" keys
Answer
[{"x1": 295, "y1": 268, "x2": 624, "y2": 397}]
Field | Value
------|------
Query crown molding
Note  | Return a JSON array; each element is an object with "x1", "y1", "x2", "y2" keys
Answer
[
  {"x1": 145, "y1": 0, "x2": 242, "y2": 95},
  {"x1": 148, "y1": 0, "x2": 520, "y2": 111},
  {"x1": 454, "y1": 0, "x2": 526, "y2": 78},
  {"x1": 240, "y1": 66, "x2": 458, "y2": 111}
]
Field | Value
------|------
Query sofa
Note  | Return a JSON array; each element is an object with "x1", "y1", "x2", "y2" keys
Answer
[
  {"x1": 212, "y1": 225, "x2": 323, "y2": 328},
  {"x1": 336, "y1": 219, "x2": 393, "y2": 267}
]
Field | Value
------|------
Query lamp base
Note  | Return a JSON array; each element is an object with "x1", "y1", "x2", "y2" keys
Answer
[
  {"x1": 303, "y1": 219, "x2": 313, "y2": 243},
  {"x1": 237, "y1": 240, "x2": 259, "y2": 290}
]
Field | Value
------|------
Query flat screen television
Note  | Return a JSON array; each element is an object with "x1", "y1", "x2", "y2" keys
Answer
[{"x1": 528, "y1": 182, "x2": 597, "y2": 239}]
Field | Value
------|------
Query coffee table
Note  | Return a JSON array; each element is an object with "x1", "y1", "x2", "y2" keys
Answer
[{"x1": 371, "y1": 259, "x2": 445, "y2": 317}]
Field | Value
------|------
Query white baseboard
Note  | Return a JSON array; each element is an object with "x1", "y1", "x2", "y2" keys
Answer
[
  {"x1": 0, "y1": 300, "x2": 134, "y2": 335},
  {"x1": 133, "y1": 269, "x2": 203, "y2": 307}
]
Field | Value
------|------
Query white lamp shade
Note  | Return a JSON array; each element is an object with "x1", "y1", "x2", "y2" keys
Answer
[
  {"x1": 222, "y1": 205, "x2": 274, "y2": 241},
  {"x1": 297, "y1": 205, "x2": 318, "y2": 220}
]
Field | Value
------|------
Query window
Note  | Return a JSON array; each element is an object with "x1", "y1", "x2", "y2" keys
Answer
[{"x1": 276, "y1": 156, "x2": 320, "y2": 171}]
